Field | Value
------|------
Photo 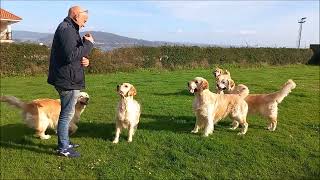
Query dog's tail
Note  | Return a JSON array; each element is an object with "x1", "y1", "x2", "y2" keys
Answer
[
  {"x1": 0, "y1": 95, "x2": 26, "y2": 109},
  {"x1": 272, "y1": 79, "x2": 296, "y2": 103},
  {"x1": 236, "y1": 84, "x2": 250, "y2": 99}
]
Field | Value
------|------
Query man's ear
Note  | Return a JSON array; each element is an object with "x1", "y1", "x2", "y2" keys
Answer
[
  {"x1": 228, "y1": 79, "x2": 235, "y2": 90},
  {"x1": 72, "y1": 14, "x2": 79, "y2": 23},
  {"x1": 201, "y1": 79, "x2": 209, "y2": 90},
  {"x1": 128, "y1": 86, "x2": 137, "y2": 96}
]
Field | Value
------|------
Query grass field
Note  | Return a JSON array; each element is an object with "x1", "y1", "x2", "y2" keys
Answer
[{"x1": 0, "y1": 65, "x2": 319, "y2": 179}]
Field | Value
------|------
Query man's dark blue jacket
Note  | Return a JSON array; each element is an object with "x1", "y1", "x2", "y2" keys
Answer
[{"x1": 47, "y1": 17, "x2": 93, "y2": 90}]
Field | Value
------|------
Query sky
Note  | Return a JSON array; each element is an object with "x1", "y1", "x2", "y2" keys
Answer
[{"x1": 1, "y1": 0, "x2": 319, "y2": 48}]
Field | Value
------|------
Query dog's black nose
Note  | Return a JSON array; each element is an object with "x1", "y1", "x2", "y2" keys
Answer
[{"x1": 187, "y1": 82, "x2": 189, "y2": 86}]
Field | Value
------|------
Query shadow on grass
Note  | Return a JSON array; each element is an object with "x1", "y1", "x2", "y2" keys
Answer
[
  {"x1": 0, "y1": 121, "x2": 115, "y2": 154},
  {"x1": 139, "y1": 114, "x2": 264, "y2": 133},
  {"x1": 153, "y1": 89, "x2": 192, "y2": 96},
  {"x1": 72, "y1": 121, "x2": 115, "y2": 141},
  {"x1": 140, "y1": 114, "x2": 195, "y2": 133},
  {"x1": 0, "y1": 123, "x2": 56, "y2": 155}
]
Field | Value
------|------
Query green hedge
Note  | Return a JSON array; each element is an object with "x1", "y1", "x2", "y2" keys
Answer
[
  {"x1": 0, "y1": 43, "x2": 50, "y2": 76},
  {"x1": 0, "y1": 43, "x2": 313, "y2": 76}
]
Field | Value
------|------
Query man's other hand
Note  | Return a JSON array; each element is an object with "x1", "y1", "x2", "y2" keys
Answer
[{"x1": 81, "y1": 57, "x2": 90, "y2": 67}]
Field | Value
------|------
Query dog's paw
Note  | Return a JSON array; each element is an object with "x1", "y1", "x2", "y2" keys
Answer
[
  {"x1": 229, "y1": 127, "x2": 237, "y2": 130},
  {"x1": 112, "y1": 140, "x2": 119, "y2": 144},
  {"x1": 40, "y1": 135, "x2": 51, "y2": 139},
  {"x1": 202, "y1": 133, "x2": 209, "y2": 137},
  {"x1": 237, "y1": 132, "x2": 246, "y2": 135},
  {"x1": 266, "y1": 126, "x2": 276, "y2": 132},
  {"x1": 191, "y1": 130, "x2": 198, "y2": 133},
  {"x1": 266, "y1": 125, "x2": 272, "y2": 130},
  {"x1": 127, "y1": 139, "x2": 132, "y2": 143}
]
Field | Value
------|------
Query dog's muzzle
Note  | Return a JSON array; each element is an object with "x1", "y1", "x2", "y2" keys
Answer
[
  {"x1": 217, "y1": 84, "x2": 226, "y2": 91},
  {"x1": 118, "y1": 90, "x2": 126, "y2": 97},
  {"x1": 188, "y1": 82, "x2": 198, "y2": 94},
  {"x1": 79, "y1": 97, "x2": 89, "y2": 105},
  {"x1": 189, "y1": 88, "x2": 198, "y2": 93}
]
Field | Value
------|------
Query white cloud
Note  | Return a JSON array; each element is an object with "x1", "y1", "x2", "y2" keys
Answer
[
  {"x1": 239, "y1": 30, "x2": 257, "y2": 35},
  {"x1": 152, "y1": 1, "x2": 277, "y2": 24},
  {"x1": 176, "y1": 28, "x2": 183, "y2": 33},
  {"x1": 99, "y1": 9, "x2": 153, "y2": 17},
  {"x1": 150, "y1": 1, "x2": 319, "y2": 47}
]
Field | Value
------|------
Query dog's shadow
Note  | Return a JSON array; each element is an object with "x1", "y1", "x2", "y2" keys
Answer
[
  {"x1": 0, "y1": 121, "x2": 115, "y2": 154},
  {"x1": 0, "y1": 123, "x2": 57, "y2": 155},
  {"x1": 139, "y1": 114, "x2": 255, "y2": 134},
  {"x1": 72, "y1": 121, "x2": 114, "y2": 141},
  {"x1": 153, "y1": 89, "x2": 192, "y2": 96},
  {"x1": 139, "y1": 114, "x2": 195, "y2": 133}
]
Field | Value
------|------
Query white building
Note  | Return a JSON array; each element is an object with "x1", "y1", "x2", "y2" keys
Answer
[{"x1": 0, "y1": 8, "x2": 22, "y2": 43}]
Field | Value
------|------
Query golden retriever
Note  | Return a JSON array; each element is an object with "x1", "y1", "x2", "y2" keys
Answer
[
  {"x1": 113, "y1": 83, "x2": 141, "y2": 143},
  {"x1": 213, "y1": 67, "x2": 233, "y2": 94},
  {"x1": 213, "y1": 67, "x2": 230, "y2": 79},
  {"x1": 216, "y1": 73, "x2": 250, "y2": 98},
  {"x1": 215, "y1": 70, "x2": 296, "y2": 131},
  {"x1": 0, "y1": 92, "x2": 90, "y2": 139},
  {"x1": 188, "y1": 77, "x2": 249, "y2": 136}
]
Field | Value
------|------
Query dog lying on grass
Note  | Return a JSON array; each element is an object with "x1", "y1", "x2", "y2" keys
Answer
[
  {"x1": 0, "y1": 92, "x2": 89, "y2": 139},
  {"x1": 215, "y1": 68, "x2": 296, "y2": 131},
  {"x1": 188, "y1": 77, "x2": 249, "y2": 136},
  {"x1": 113, "y1": 83, "x2": 141, "y2": 143}
]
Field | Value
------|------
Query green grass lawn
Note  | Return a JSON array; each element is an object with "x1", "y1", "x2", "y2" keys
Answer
[{"x1": 1, "y1": 65, "x2": 319, "y2": 179}]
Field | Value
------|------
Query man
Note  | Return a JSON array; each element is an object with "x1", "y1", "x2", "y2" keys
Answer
[{"x1": 47, "y1": 6, "x2": 94, "y2": 158}]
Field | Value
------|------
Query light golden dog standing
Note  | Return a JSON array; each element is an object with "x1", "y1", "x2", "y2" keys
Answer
[
  {"x1": 0, "y1": 92, "x2": 90, "y2": 139},
  {"x1": 215, "y1": 69, "x2": 296, "y2": 131},
  {"x1": 188, "y1": 77, "x2": 249, "y2": 136},
  {"x1": 113, "y1": 83, "x2": 141, "y2": 143}
]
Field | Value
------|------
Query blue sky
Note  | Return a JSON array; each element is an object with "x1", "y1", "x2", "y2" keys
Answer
[{"x1": 2, "y1": 0, "x2": 319, "y2": 48}]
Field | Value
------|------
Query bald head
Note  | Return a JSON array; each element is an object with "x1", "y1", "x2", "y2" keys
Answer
[
  {"x1": 68, "y1": 6, "x2": 83, "y2": 17},
  {"x1": 68, "y1": 6, "x2": 88, "y2": 28}
]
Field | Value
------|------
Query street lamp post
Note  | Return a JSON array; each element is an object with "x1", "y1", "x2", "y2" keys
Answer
[{"x1": 297, "y1": 17, "x2": 307, "y2": 49}]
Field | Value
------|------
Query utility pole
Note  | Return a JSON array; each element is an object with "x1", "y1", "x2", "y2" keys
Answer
[{"x1": 297, "y1": 17, "x2": 307, "y2": 49}]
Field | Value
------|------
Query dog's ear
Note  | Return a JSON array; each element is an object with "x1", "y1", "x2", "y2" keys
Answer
[
  {"x1": 201, "y1": 79, "x2": 209, "y2": 90},
  {"x1": 228, "y1": 79, "x2": 235, "y2": 90},
  {"x1": 225, "y1": 70, "x2": 231, "y2": 76},
  {"x1": 214, "y1": 67, "x2": 222, "y2": 77},
  {"x1": 128, "y1": 86, "x2": 137, "y2": 96}
]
